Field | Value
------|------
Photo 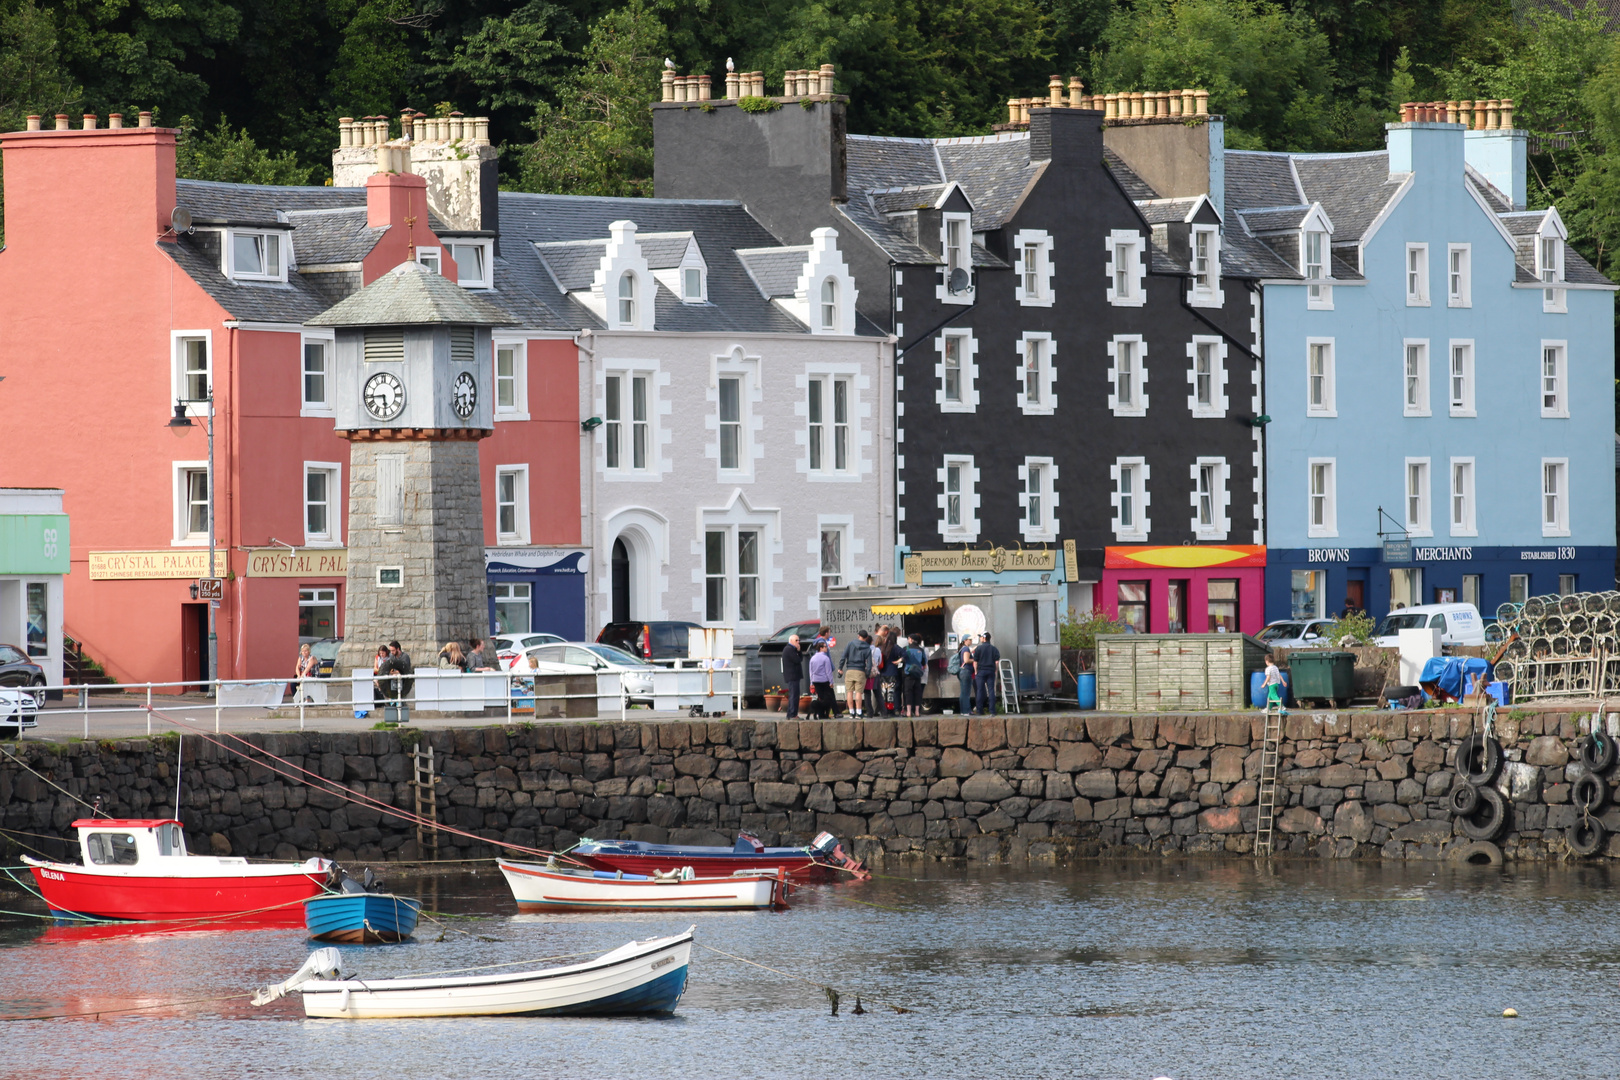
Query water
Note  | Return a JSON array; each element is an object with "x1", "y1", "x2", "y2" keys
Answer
[{"x1": 1, "y1": 860, "x2": 1617, "y2": 1079}]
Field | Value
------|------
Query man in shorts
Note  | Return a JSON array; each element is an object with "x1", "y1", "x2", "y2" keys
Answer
[{"x1": 840, "y1": 630, "x2": 873, "y2": 718}]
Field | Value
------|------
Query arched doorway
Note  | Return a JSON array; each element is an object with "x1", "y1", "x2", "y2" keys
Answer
[{"x1": 611, "y1": 538, "x2": 631, "y2": 622}]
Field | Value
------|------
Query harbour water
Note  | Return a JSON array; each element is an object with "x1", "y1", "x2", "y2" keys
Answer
[{"x1": 1, "y1": 859, "x2": 1616, "y2": 1079}]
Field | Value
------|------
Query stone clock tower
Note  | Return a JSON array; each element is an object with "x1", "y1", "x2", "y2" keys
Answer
[{"x1": 307, "y1": 260, "x2": 519, "y2": 675}]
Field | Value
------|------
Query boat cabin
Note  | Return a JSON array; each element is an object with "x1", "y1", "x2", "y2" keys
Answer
[{"x1": 72, "y1": 818, "x2": 188, "y2": 866}]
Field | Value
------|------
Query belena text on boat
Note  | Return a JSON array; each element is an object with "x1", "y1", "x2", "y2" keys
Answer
[
  {"x1": 253, "y1": 927, "x2": 695, "y2": 1018},
  {"x1": 574, "y1": 830, "x2": 868, "y2": 880},
  {"x1": 22, "y1": 818, "x2": 330, "y2": 922},
  {"x1": 499, "y1": 856, "x2": 789, "y2": 912}
]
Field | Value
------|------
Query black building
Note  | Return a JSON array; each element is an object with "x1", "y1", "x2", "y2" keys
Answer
[{"x1": 655, "y1": 79, "x2": 1282, "y2": 633}]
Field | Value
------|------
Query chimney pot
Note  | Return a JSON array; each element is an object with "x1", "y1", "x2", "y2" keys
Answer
[
  {"x1": 1127, "y1": 91, "x2": 1142, "y2": 118},
  {"x1": 1485, "y1": 100, "x2": 1499, "y2": 130},
  {"x1": 698, "y1": 74, "x2": 712, "y2": 100},
  {"x1": 1168, "y1": 91, "x2": 1182, "y2": 117},
  {"x1": 1446, "y1": 100, "x2": 1459, "y2": 124},
  {"x1": 1068, "y1": 76, "x2": 1083, "y2": 109},
  {"x1": 108, "y1": 112, "x2": 123, "y2": 129},
  {"x1": 1103, "y1": 93, "x2": 1117, "y2": 120},
  {"x1": 820, "y1": 64, "x2": 835, "y2": 95},
  {"x1": 1500, "y1": 98, "x2": 1514, "y2": 129},
  {"x1": 1048, "y1": 75, "x2": 1064, "y2": 108},
  {"x1": 54, "y1": 114, "x2": 69, "y2": 131},
  {"x1": 1195, "y1": 90, "x2": 1209, "y2": 116},
  {"x1": 138, "y1": 111, "x2": 153, "y2": 128},
  {"x1": 1008, "y1": 98, "x2": 1020, "y2": 124},
  {"x1": 339, "y1": 117, "x2": 353, "y2": 147},
  {"x1": 1400, "y1": 102, "x2": 1414, "y2": 123},
  {"x1": 1143, "y1": 91, "x2": 1157, "y2": 117},
  {"x1": 475, "y1": 116, "x2": 490, "y2": 143},
  {"x1": 661, "y1": 69, "x2": 676, "y2": 102},
  {"x1": 82, "y1": 113, "x2": 96, "y2": 129},
  {"x1": 800, "y1": 70, "x2": 813, "y2": 96},
  {"x1": 25, "y1": 115, "x2": 40, "y2": 131}
]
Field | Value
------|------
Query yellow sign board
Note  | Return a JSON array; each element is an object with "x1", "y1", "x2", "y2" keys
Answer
[
  {"x1": 246, "y1": 548, "x2": 348, "y2": 578},
  {"x1": 910, "y1": 547, "x2": 1056, "y2": 575},
  {"x1": 89, "y1": 550, "x2": 218, "y2": 580},
  {"x1": 902, "y1": 553, "x2": 923, "y2": 585},
  {"x1": 1063, "y1": 540, "x2": 1079, "y2": 583}
]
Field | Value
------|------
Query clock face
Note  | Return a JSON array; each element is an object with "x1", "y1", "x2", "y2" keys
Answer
[
  {"x1": 452, "y1": 371, "x2": 477, "y2": 420},
  {"x1": 363, "y1": 371, "x2": 405, "y2": 421}
]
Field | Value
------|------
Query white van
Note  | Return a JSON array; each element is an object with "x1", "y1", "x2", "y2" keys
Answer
[{"x1": 1372, "y1": 603, "x2": 1487, "y2": 648}]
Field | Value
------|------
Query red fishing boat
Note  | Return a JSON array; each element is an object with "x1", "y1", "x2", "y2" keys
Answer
[
  {"x1": 23, "y1": 819, "x2": 330, "y2": 923},
  {"x1": 573, "y1": 831, "x2": 866, "y2": 881}
]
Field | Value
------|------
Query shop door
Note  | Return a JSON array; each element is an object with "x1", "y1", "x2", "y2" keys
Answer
[
  {"x1": 181, "y1": 603, "x2": 207, "y2": 688},
  {"x1": 1345, "y1": 577, "x2": 1366, "y2": 616},
  {"x1": 611, "y1": 538, "x2": 630, "y2": 623}
]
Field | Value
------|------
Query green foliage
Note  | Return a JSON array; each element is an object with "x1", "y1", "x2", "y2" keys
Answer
[
  {"x1": 1059, "y1": 607, "x2": 1126, "y2": 651},
  {"x1": 514, "y1": 0, "x2": 665, "y2": 198},
  {"x1": 0, "y1": 0, "x2": 81, "y2": 241},
  {"x1": 1326, "y1": 609, "x2": 1377, "y2": 645},
  {"x1": 175, "y1": 115, "x2": 314, "y2": 185},
  {"x1": 737, "y1": 95, "x2": 780, "y2": 113},
  {"x1": 429, "y1": 1, "x2": 570, "y2": 115}
]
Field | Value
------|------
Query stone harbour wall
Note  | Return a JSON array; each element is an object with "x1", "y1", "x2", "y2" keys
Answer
[{"x1": 0, "y1": 709, "x2": 1611, "y2": 866}]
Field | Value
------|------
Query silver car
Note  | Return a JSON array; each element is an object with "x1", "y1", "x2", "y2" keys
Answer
[
  {"x1": 517, "y1": 642, "x2": 658, "y2": 703},
  {"x1": 1256, "y1": 619, "x2": 1339, "y2": 649}
]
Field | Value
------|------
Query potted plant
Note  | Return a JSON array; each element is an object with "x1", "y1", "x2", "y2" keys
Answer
[{"x1": 764, "y1": 685, "x2": 785, "y2": 712}]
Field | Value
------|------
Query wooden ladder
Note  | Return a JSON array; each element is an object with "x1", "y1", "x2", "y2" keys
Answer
[
  {"x1": 996, "y1": 659, "x2": 1021, "y2": 715},
  {"x1": 1254, "y1": 699, "x2": 1284, "y2": 857},
  {"x1": 411, "y1": 743, "x2": 439, "y2": 860}
]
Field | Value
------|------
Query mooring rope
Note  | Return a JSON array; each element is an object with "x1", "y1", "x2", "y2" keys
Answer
[
  {"x1": 0, "y1": 992, "x2": 250, "y2": 1022},
  {"x1": 695, "y1": 942, "x2": 918, "y2": 1014},
  {"x1": 0, "y1": 745, "x2": 101, "y2": 814}
]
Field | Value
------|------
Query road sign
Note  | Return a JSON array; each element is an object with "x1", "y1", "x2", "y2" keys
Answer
[{"x1": 197, "y1": 578, "x2": 224, "y2": 600}]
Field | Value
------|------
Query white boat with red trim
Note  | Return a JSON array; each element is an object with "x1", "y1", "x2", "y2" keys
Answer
[
  {"x1": 22, "y1": 818, "x2": 330, "y2": 922},
  {"x1": 499, "y1": 857, "x2": 788, "y2": 912}
]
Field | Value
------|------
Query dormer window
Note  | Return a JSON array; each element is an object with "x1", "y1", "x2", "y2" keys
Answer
[
  {"x1": 940, "y1": 212, "x2": 973, "y2": 302},
  {"x1": 416, "y1": 248, "x2": 442, "y2": 275},
  {"x1": 1189, "y1": 225, "x2": 1221, "y2": 306},
  {"x1": 1304, "y1": 230, "x2": 1330, "y2": 307},
  {"x1": 225, "y1": 229, "x2": 286, "y2": 282},
  {"x1": 820, "y1": 278, "x2": 837, "y2": 330},
  {"x1": 684, "y1": 267, "x2": 704, "y2": 301},
  {"x1": 1539, "y1": 235, "x2": 1565, "y2": 312},
  {"x1": 446, "y1": 240, "x2": 493, "y2": 289},
  {"x1": 618, "y1": 272, "x2": 637, "y2": 326}
]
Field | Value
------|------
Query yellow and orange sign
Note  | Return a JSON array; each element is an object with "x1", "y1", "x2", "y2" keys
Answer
[
  {"x1": 89, "y1": 550, "x2": 218, "y2": 580},
  {"x1": 1104, "y1": 545, "x2": 1266, "y2": 570}
]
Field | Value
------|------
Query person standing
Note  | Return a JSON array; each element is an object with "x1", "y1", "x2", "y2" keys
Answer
[
  {"x1": 840, "y1": 630, "x2": 873, "y2": 718},
  {"x1": 902, "y1": 634, "x2": 927, "y2": 717},
  {"x1": 292, "y1": 643, "x2": 318, "y2": 702},
  {"x1": 973, "y1": 632, "x2": 1001, "y2": 715},
  {"x1": 781, "y1": 634, "x2": 803, "y2": 719},
  {"x1": 881, "y1": 630, "x2": 906, "y2": 715},
  {"x1": 953, "y1": 635, "x2": 977, "y2": 715},
  {"x1": 1261, "y1": 653, "x2": 1288, "y2": 713},
  {"x1": 808, "y1": 640, "x2": 835, "y2": 719}
]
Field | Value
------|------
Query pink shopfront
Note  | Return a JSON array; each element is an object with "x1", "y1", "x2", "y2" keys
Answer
[{"x1": 1099, "y1": 545, "x2": 1267, "y2": 637}]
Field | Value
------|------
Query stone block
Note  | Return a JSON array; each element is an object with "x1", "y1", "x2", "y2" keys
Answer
[
  {"x1": 1372, "y1": 803, "x2": 1411, "y2": 827},
  {"x1": 1074, "y1": 769, "x2": 1117, "y2": 800},
  {"x1": 815, "y1": 751, "x2": 863, "y2": 783},
  {"x1": 937, "y1": 717, "x2": 968, "y2": 746},
  {"x1": 1364, "y1": 780, "x2": 1395, "y2": 804},
  {"x1": 753, "y1": 782, "x2": 801, "y2": 808},
  {"x1": 1546, "y1": 804, "x2": 1577, "y2": 829},
  {"x1": 1424, "y1": 772, "x2": 1454, "y2": 797},
  {"x1": 674, "y1": 754, "x2": 717, "y2": 779},
  {"x1": 1131, "y1": 715, "x2": 1157, "y2": 745},
  {"x1": 1525, "y1": 736, "x2": 1570, "y2": 768},
  {"x1": 976, "y1": 809, "x2": 1015, "y2": 832},
  {"x1": 1056, "y1": 742, "x2": 1102, "y2": 773},
  {"x1": 1545, "y1": 782, "x2": 1570, "y2": 805},
  {"x1": 1391, "y1": 820, "x2": 1452, "y2": 843},
  {"x1": 1215, "y1": 717, "x2": 1250, "y2": 746},
  {"x1": 1376, "y1": 756, "x2": 1410, "y2": 781},
  {"x1": 927, "y1": 777, "x2": 961, "y2": 800},
  {"x1": 1175, "y1": 749, "x2": 1208, "y2": 769},
  {"x1": 939, "y1": 747, "x2": 984, "y2": 778},
  {"x1": 1209, "y1": 747, "x2": 1246, "y2": 784},
  {"x1": 961, "y1": 771, "x2": 1016, "y2": 803},
  {"x1": 1087, "y1": 716, "x2": 1132, "y2": 746},
  {"x1": 1158, "y1": 717, "x2": 1197, "y2": 747},
  {"x1": 1395, "y1": 779, "x2": 1425, "y2": 805},
  {"x1": 1198, "y1": 806, "x2": 1244, "y2": 833},
  {"x1": 1333, "y1": 801, "x2": 1373, "y2": 843},
  {"x1": 1093, "y1": 797, "x2": 1129, "y2": 821},
  {"x1": 1278, "y1": 806, "x2": 1324, "y2": 835},
  {"x1": 1045, "y1": 773, "x2": 1075, "y2": 800},
  {"x1": 1319, "y1": 763, "x2": 1359, "y2": 788},
  {"x1": 1160, "y1": 767, "x2": 1193, "y2": 801},
  {"x1": 1226, "y1": 780, "x2": 1258, "y2": 806},
  {"x1": 1028, "y1": 799, "x2": 1075, "y2": 823},
  {"x1": 967, "y1": 717, "x2": 1007, "y2": 752},
  {"x1": 1412, "y1": 741, "x2": 1445, "y2": 771},
  {"x1": 823, "y1": 720, "x2": 861, "y2": 752},
  {"x1": 1022, "y1": 746, "x2": 1056, "y2": 770},
  {"x1": 1169, "y1": 799, "x2": 1201, "y2": 818}
]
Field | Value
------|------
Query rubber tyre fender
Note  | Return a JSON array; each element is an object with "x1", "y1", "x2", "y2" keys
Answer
[
  {"x1": 1448, "y1": 781, "x2": 1481, "y2": 817},
  {"x1": 1581, "y1": 733, "x2": 1619, "y2": 773},
  {"x1": 1455, "y1": 733, "x2": 1503, "y2": 786},
  {"x1": 1572, "y1": 772, "x2": 1610, "y2": 813},
  {"x1": 1567, "y1": 818, "x2": 1606, "y2": 858},
  {"x1": 1450, "y1": 840, "x2": 1504, "y2": 866},
  {"x1": 1459, "y1": 785, "x2": 1509, "y2": 841}
]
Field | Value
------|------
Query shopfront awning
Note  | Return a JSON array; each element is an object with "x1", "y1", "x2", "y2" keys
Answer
[{"x1": 870, "y1": 597, "x2": 945, "y2": 615}]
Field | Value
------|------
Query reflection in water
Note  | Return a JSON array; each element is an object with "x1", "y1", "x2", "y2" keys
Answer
[{"x1": 0, "y1": 860, "x2": 1617, "y2": 1079}]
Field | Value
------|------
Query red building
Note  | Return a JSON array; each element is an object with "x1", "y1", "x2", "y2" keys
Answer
[{"x1": 0, "y1": 113, "x2": 581, "y2": 684}]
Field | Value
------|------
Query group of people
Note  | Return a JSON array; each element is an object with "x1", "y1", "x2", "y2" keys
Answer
[
  {"x1": 950, "y1": 633, "x2": 1003, "y2": 716},
  {"x1": 435, "y1": 637, "x2": 500, "y2": 673},
  {"x1": 778, "y1": 625, "x2": 1002, "y2": 719}
]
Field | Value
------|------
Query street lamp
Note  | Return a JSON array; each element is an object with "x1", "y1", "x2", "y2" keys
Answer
[{"x1": 168, "y1": 398, "x2": 216, "y2": 691}]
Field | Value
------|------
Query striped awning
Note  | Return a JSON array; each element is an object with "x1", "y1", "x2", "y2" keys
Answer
[{"x1": 870, "y1": 597, "x2": 945, "y2": 615}]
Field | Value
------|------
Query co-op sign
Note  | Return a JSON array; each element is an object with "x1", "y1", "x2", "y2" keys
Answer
[{"x1": 1307, "y1": 546, "x2": 1578, "y2": 563}]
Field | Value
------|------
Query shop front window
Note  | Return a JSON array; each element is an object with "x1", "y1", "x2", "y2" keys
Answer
[
  {"x1": 1291, "y1": 570, "x2": 1325, "y2": 620},
  {"x1": 1166, "y1": 580, "x2": 1188, "y2": 633},
  {"x1": 26, "y1": 583, "x2": 47, "y2": 657},
  {"x1": 1509, "y1": 574, "x2": 1529, "y2": 604},
  {"x1": 1389, "y1": 568, "x2": 1424, "y2": 610},
  {"x1": 493, "y1": 583, "x2": 532, "y2": 634},
  {"x1": 297, "y1": 588, "x2": 337, "y2": 640},
  {"x1": 1560, "y1": 574, "x2": 1577, "y2": 596},
  {"x1": 1462, "y1": 575, "x2": 1482, "y2": 610},
  {"x1": 1208, "y1": 579, "x2": 1238, "y2": 632},
  {"x1": 1117, "y1": 581, "x2": 1148, "y2": 632}
]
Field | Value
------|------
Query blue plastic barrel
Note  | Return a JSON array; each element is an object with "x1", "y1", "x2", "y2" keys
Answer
[
  {"x1": 1076, "y1": 672, "x2": 1097, "y2": 710},
  {"x1": 1249, "y1": 671, "x2": 1291, "y2": 708}
]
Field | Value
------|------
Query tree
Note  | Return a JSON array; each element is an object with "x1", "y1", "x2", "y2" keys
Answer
[
  {"x1": 174, "y1": 115, "x2": 315, "y2": 185},
  {"x1": 0, "y1": 0, "x2": 82, "y2": 241},
  {"x1": 514, "y1": 0, "x2": 666, "y2": 197}
]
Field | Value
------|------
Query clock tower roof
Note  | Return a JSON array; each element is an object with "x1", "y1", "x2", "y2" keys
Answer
[{"x1": 307, "y1": 259, "x2": 519, "y2": 328}]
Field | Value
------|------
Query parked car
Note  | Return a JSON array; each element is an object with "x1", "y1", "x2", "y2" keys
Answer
[
  {"x1": 0, "y1": 643, "x2": 46, "y2": 708},
  {"x1": 493, "y1": 632, "x2": 566, "y2": 669},
  {"x1": 518, "y1": 642, "x2": 658, "y2": 704},
  {"x1": 0, "y1": 686, "x2": 39, "y2": 732},
  {"x1": 742, "y1": 619, "x2": 825, "y2": 706},
  {"x1": 1373, "y1": 603, "x2": 1487, "y2": 648},
  {"x1": 309, "y1": 637, "x2": 341, "y2": 678},
  {"x1": 1256, "y1": 619, "x2": 1339, "y2": 649},
  {"x1": 596, "y1": 621, "x2": 702, "y2": 664}
]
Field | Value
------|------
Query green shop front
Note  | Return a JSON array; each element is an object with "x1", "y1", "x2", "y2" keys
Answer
[{"x1": 0, "y1": 489, "x2": 69, "y2": 686}]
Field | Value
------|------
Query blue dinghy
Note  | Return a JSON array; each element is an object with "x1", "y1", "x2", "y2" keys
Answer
[{"x1": 305, "y1": 892, "x2": 422, "y2": 943}]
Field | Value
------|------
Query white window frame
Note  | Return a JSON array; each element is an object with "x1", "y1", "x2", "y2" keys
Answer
[
  {"x1": 171, "y1": 461, "x2": 211, "y2": 546},
  {"x1": 495, "y1": 466, "x2": 530, "y2": 544},
  {"x1": 415, "y1": 247, "x2": 442, "y2": 275},
  {"x1": 817, "y1": 522, "x2": 849, "y2": 591},
  {"x1": 935, "y1": 330, "x2": 979, "y2": 413},
  {"x1": 1013, "y1": 229, "x2": 1054, "y2": 307},
  {"x1": 681, "y1": 263, "x2": 707, "y2": 304},
  {"x1": 171, "y1": 330, "x2": 213, "y2": 418},
  {"x1": 1405, "y1": 457, "x2": 1432, "y2": 537},
  {"x1": 1016, "y1": 333, "x2": 1057, "y2": 416},
  {"x1": 818, "y1": 278, "x2": 839, "y2": 331},
  {"x1": 446, "y1": 239, "x2": 494, "y2": 289},
  {"x1": 700, "y1": 525, "x2": 768, "y2": 627},
  {"x1": 1304, "y1": 229, "x2": 1332, "y2": 309},
  {"x1": 1187, "y1": 336, "x2": 1228, "y2": 418},
  {"x1": 1448, "y1": 340, "x2": 1475, "y2": 417},
  {"x1": 1447, "y1": 243, "x2": 1471, "y2": 307},
  {"x1": 1105, "y1": 229, "x2": 1146, "y2": 307},
  {"x1": 1542, "y1": 458, "x2": 1570, "y2": 536},
  {"x1": 1541, "y1": 340, "x2": 1568, "y2": 418},
  {"x1": 1108, "y1": 335, "x2": 1148, "y2": 417},
  {"x1": 1307, "y1": 458, "x2": 1337, "y2": 538},
  {"x1": 1449, "y1": 457, "x2": 1476, "y2": 537},
  {"x1": 1188, "y1": 225, "x2": 1222, "y2": 307},
  {"x1": 223, "y1": 227, "x2": 288, "y2": 283},
  {"x1": 1110, "y1": 457, "x2": 1150, "y2": 542},
  {"x1": 302, "y1": 462, "x2": 342, "y2": 547},
  {"x1": 716, "y1": 373, "x2": 749, "y2": 475},
  {"x1": 493, "y1": 336, "x2": 529, "y2": 420},
  {"x1": 1405, "y1": 242, "x2": 1429, "y2": 306},
  {"x1": 938, "y1": 455, "x2": 981, "y2": 542},
  {"x1": 1539, "y1": 234, "x2": 1566, "y2": 313},
  {"x1": 1306, "y1": 337, "x2": 1335, "y2": 417},
  {"x1": 300, "y1": 331, "x2": 334, "y2": 417},
  {"x1": 939, "y1": 212, "x2": 974, "y2": 304},
  {"x1": 1017, "y1": 456, "x2": 1059, "y2": 542},
  {"x1": 1190, "y1": 456, "x2": 1230, "y2": 540},
  {"x1": 1403, "y1": 339, "x2": 1430, "y2": 417},
  {"x1": 806, "y1": 374, "x2": 855, "y2": 477}
]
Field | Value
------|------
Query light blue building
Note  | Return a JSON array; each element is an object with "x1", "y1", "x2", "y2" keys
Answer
[{"x1": 1225, "y1": 116, "x2": 1617, "y2": 621}]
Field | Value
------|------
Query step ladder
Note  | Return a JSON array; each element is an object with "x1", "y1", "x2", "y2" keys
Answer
[
  {"x1": 411, "y1": 743, "x2": 439, "y2": 861},
  {"x1": 996, "y1": 659, "x2": 1021, "y2": 715},
  {"x1": 1254, "y1": 698, "x2": 1284, "y2": 857}
]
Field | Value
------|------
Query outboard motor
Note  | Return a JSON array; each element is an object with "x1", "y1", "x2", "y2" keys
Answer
[{"x1": 809, "y1": 831, "x2": 868, "y2": 879}]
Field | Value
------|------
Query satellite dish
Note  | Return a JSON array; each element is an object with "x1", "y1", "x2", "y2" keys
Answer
[
  {"x1": 170, "y1": 207, "x2": 193, "y2": 234},
  {"x1": 948, "y1": 267, "x2": 970, "y2": 294}
]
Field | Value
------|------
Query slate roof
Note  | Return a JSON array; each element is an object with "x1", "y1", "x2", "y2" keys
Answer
[
  {"x1": 306, "y1": 260, "x2": 519, "y2": 326},
  {"x1": 869, "y1": 186, "x2": 948, "y2": 214},
  {"x1": 1225, "y1": 152, "x2": 1302, "y2": 210},
  {"x1": 836, "y1": 199, "x2": 937, "y2": 265},
  {"x1": 1240, "y1": 208, "x2": 1310, "y2": 235},
  {"x1": 735, "y1": 247, "x2": 810, "y2": 298},
  {"x1": 175, "y1": 179, "x2": 363, "y2": 223},
  {"x1": 1136, "y1": 197, "x2": 1202, "y2": 226},
  {"x1": 285, "y1": 207, "x2": 384, "y2": 266},
  {"x1": 1500, "y1": 212, "x2": 1612, "y2": 285},
  {"x1": 1292, "y1": 152, "x2": 1402, "y2": 243},
  {"x1": 932, "y1": 136, "x2": 1041, "y2": 230},
  {"x1": 844, "y1": 132, "x2": 1037, "y2": 249},
  {"x1": 1103, "y1": 149, "x2": 1159, "y2": 202},
  {"x1": 532, "y1": 240, "x2": 608, "y2": 292},
  {"x1": 161, "y1": 229, "x2": 346, "y2": 324},
  {"x1": 638, "y1": 233, "x2": 696, "y2": 268}
]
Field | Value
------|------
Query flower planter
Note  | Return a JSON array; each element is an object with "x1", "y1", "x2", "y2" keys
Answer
[
  {"x1": 764, "y1": 694, "x2": 784, "y2": 712},
  {"x1": 800, "y1": 695, "x2": 814, "y2": 712}
]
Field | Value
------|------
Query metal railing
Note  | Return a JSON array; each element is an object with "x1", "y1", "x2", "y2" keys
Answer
[{"x1": 3, "y1": 666, "x2": 743, "y2": 740}]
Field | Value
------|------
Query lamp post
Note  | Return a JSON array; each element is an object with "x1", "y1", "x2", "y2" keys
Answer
[{"x1": 168, "y1": 399, "x2": 216, "y2": 691}]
